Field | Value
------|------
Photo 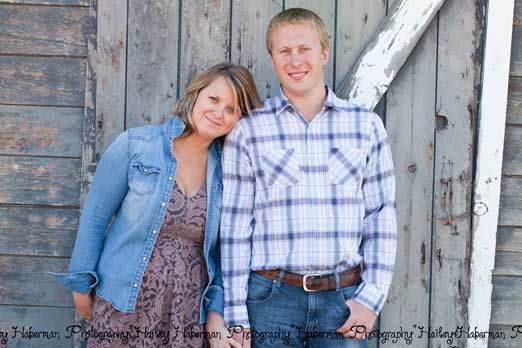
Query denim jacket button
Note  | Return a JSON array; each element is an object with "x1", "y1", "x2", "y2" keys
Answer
[
  {"x1": 161, "y1": 202, "x2": 166, "y2": 207},
  {"x1": 152, "y1": 230, "x2": 157, "y2": 234},
  {"x1": 168, "y1": 176, "x2": 173, "y2": 180},
  {"x1": 142, "y1": 257, "x2": 146, "y2": 261},
  {"x1": 134, "y1": 283, "x2": 138, "y2": 287}
]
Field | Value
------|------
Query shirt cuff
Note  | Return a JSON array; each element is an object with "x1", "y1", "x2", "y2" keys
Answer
[
  {"x1": 46, "y1": 271, "x2": 99, "y2": 294},
  {"x1": 351, "y1": 281, "x2": 386, "y2": 315},
  {"x1": 205, "y1": 285, "x2": 224, "y2": 317},
  {"x1": 224, "y1": 304, "x2": 251, "y2": 329}
]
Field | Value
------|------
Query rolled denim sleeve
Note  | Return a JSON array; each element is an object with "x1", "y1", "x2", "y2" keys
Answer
[
  {"x1": 205, "y1": 236, "x2": 224, "y2": 316},
  {"x1": 47, "y1": 131, "x2": 131, "y2": 293},
  {"x1": 351, "y1": 113, "x2": 397, "y2": 315}
]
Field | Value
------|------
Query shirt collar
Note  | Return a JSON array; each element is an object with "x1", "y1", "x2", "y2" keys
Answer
[{"x1": 274, "y1": 86, "x2": 342, "y2": 117}]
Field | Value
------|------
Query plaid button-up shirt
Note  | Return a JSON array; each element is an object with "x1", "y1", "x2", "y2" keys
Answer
[{"x1": 221, "y1": 87, "x2": 397, "y2": 328}]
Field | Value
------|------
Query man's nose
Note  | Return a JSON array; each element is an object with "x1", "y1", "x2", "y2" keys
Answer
[{"x1": 290, "y1": 51, "x2": 303, "y2": 66}]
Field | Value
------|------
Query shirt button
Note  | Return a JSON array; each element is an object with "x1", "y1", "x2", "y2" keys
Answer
[
  {"x1": 161, "y1": 202, "x2": 166, "y2": 207},
  {"x1": 168, "y1": 176, "x2": 173, "y2": 180}
]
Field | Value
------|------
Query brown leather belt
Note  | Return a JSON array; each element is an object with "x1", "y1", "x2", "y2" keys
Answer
[{"x1": 254, "y1": 265, "x2": 361, "y2": 292}]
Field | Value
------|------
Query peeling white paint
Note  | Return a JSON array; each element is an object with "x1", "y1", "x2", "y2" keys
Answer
[
  {"x1": 337, "y1": 0, "x2": 446, "y2": 109},
  {"x1": 468, "y1": 1, "x2": 515, "y2": 347}
]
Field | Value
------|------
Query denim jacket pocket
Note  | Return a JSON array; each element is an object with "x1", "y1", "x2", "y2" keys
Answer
[
  {"x1": 261, "y1": 148, "x2": 301, "y2": 189},
  {"x1": 128, "y1": 162, "x2": 161, "y2": 195},
  {"x1": 328, "y1": 147, "x2": 364, "y2": 187}
]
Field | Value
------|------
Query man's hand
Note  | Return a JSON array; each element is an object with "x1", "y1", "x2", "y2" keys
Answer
[
  {"x1": 206, "y1": 311, "x2": 242, "y2": 348},
  {"x1": 72, "y1": 291, "x2": 94, "y2": 321},
  {"x1": 337, "y1": 299, "x2": 377, "y2": 340},
  {"x1": 229, "y1": 327, "x2": 251, "y2": 348}
]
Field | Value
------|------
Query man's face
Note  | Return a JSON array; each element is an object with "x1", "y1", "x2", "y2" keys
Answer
[{"x1": 269, "y1": 22, "x2": 328, "y2": 100}]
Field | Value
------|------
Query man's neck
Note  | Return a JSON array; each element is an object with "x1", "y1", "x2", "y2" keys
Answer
[{"x1": 284, "y1": 85, "x2": 327, "y2": 122}]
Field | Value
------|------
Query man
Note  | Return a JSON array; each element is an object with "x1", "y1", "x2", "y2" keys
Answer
[{"x1": 221, "y1": 8, "x2": 397, "y2": 348}]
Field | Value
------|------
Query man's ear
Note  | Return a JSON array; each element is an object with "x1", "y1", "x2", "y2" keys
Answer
[{"x1": 321, "y1": 48, "x2": 329, "y2": 66}]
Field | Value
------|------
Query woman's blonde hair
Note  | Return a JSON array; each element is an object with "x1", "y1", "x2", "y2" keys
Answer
[{"x1": 173, "y1": 62, "x2": 262, "y2": 137}]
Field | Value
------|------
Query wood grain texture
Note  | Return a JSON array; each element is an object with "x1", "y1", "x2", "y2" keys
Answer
[
  {"x1": 126, "y1": 0, "x2": 179, "y2": 128},
  {"x1": 514, "y1": 0, "x2": 522, "y2": 25},
  {"x1": 496, "y1": 226, "x2": 522, "y2": 252},
  {"x1": 0, "y1": 255, "x2": 72, "y2": 307},
  {"x1": 380, "y1": 19, "x2": 438, "y2": 347},
  {"x1": 179, "y1": 0, "x2": 230, "y2": 96},
  {"x1": 335, "y1": 0, "x2": 387, "y2": 91},
  {"x1": 502, "y1": 125, "x2": 522, "y2": 176},
  {"x1": 95, "y1": 0, "x2": 126, "y2": 156},
  {"x1": 511, "y1": 26, "x2": 522, "y2": 76},
  {"x1": 285, "y1": 0, "x2": 335, "y2": 87},
  {"x1": 0, "y1": 56, "x2": 85, "y2": 106},
  {"x1": 336, "y1": 0, "x2": 446, "y2": 109},
  {"x1": 0, "y1": 105, "x2": 83, "y2": 157},
  {"x1": 507, "y1": 76, "x2": 522, "y2": 125},
  {"x1": 0, "y1": 156, "x2": 80, "y2": 206},
  {"x1": 0, "y1": 0, "x2": 88, "y2": 5},
  {"x1": 493, "y1": 251, "x2": 522, "y2": 276},
  {"x1": 430, "y1": 0, "x2": 480, "y2": 344},
  {"x1": 0, "y1": 206, "x2": 78, "y2": 256},
  {"x1": 490, "y1": 276, "x2": 522, "y2": 325},
  {"x1": 0, "y1": 4, "x2": 89, "y2": 56},
  {"x1": 231, "y1": 0, "x2": 282, "y2": 99},
  {"x1": 498, "y1": 176, "x2": 522, "y2": 226},
  {"x1": 0, "y1": 305, "x2": 78, "y2": 348},
  {"x1": 488, "y1": 325, "x2": 522, "y2": 348}
]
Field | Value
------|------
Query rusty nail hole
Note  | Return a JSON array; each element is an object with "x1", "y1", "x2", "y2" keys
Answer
[{"x1": 436, "y1": 115, "x2": 448, "y2": 130}]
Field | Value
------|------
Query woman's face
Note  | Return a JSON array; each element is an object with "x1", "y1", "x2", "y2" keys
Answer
[{"x1": 191, "y1": 76, "x2": 241, "y2": 141}]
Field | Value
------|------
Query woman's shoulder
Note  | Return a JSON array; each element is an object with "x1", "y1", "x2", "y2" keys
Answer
[{"x1": 125, "y1": 123, "x2": 163, "y2": 141}]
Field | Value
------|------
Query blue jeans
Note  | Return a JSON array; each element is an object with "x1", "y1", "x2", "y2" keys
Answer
[{"x1": 246, "y1": 272, "x2": 369, "y2": 348}]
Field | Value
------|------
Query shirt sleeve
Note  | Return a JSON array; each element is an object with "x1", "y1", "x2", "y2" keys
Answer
[
  {"x1": 351, "y1": 113, "x2": 397, "y2": 315},
  {"x1": 220, "y1": 123, "x2": 255, "y2": 329},
  {"x1": 47, "y1": 131, "x2": 131, "y2": 293}
]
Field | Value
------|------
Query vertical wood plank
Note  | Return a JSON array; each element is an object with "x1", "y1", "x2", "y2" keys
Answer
[
  {"x1": 95, "y1": 0, "x2": 127, "y2": 157},
  {"x1": 284, "y1": 0, "x2": 335, "y2": 88},
  {"x1": 230, "y1": 0, "x2": 282, "y2": 99},
  {"x1": 334, "y1": 0, "x2": 387, "y2": 91},
  {"x1": 126, "y1": 0, "x2": 179, "y2": 128},
  {"x1": 380, "y1": 18, "x2": 438, "y2": 348},
  {"x1": 431, "y1": 0, "x2": 481, "y2": 345},
  {"x1": 179, "y1": 0, "x2": 230, "y2": 97}
]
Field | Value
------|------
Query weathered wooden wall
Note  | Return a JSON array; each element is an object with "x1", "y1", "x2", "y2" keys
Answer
[
  {"x1": 489, "y1": 1, "x2": 522, "y2": 347},
  {"x1": 0, "y1": 1, "x2": 487, "y2": 347},
  {"x1": 0, "y1": 1, "x2": 94, "y2": 347}
]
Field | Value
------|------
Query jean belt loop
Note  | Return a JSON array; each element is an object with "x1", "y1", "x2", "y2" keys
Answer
[
  {"x1": 334, "y1": 271, "x2": 341, "y2": 291},
  {"x1": 276, "y1": 270, "x2": 285, "y2": 288}
]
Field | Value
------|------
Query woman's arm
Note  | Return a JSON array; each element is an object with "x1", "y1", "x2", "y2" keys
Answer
[{"x1": 47, "y1": 131, "x2": 131, "y2": 293}]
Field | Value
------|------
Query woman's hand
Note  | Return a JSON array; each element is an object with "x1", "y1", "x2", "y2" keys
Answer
[
  {"x1": 72, "y1": 291, "x2": 94, "y2": 320},
  {"x1": 206, "y1": 311, "x2": 242, "y2": 348}
]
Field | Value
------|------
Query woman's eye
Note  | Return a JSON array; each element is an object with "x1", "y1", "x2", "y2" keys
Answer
[
  {"x1": 226, "y1": 107, "x2": 236, "y2": 114},
  {"x1": 209, "y1": 96, "x2": 218, "y2": 102}
]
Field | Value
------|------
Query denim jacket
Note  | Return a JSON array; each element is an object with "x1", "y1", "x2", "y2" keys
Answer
[{"x1": 48, "y1": 117, "x2": 224, "y2": 324}]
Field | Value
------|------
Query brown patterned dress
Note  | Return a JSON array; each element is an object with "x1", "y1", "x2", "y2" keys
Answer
[{"x1": 88, "y1": 181, "x2": 209, "y2": 348}]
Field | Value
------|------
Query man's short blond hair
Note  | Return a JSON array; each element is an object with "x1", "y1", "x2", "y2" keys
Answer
[{"x1": 266, "y1": 8, "x2": 329, "y2": 55}]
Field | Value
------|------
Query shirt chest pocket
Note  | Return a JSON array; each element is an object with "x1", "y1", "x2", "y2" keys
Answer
[
  {"x1": 328, "y1": 147, "x2": 364, "y2": 187},
  {"x1": 128, "y1": 162, "x2": 161, "y2": 195},
  {"x1": 261, "y1": 148, "x2": 301, "y2": 189}
]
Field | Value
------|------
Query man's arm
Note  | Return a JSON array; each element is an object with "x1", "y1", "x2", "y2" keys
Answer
[
  {"x1": 338, "y1": 113, "x2": 397, "y2": 338},
  {"x1": 220, "y1": 123, "x2": 256, "y2": 330},
  {"x1": 353, "y1": 112, "x2": 397, "y2": 314}
]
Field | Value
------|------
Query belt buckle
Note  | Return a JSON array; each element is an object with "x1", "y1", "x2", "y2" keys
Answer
[{"x1": 302, "y1": 274, "x2": 321, "y2": 292}]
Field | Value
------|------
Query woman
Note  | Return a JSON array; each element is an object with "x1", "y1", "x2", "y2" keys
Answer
[{"x1": 48, "y1": 63, "x2": 262, "y2": 348}]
